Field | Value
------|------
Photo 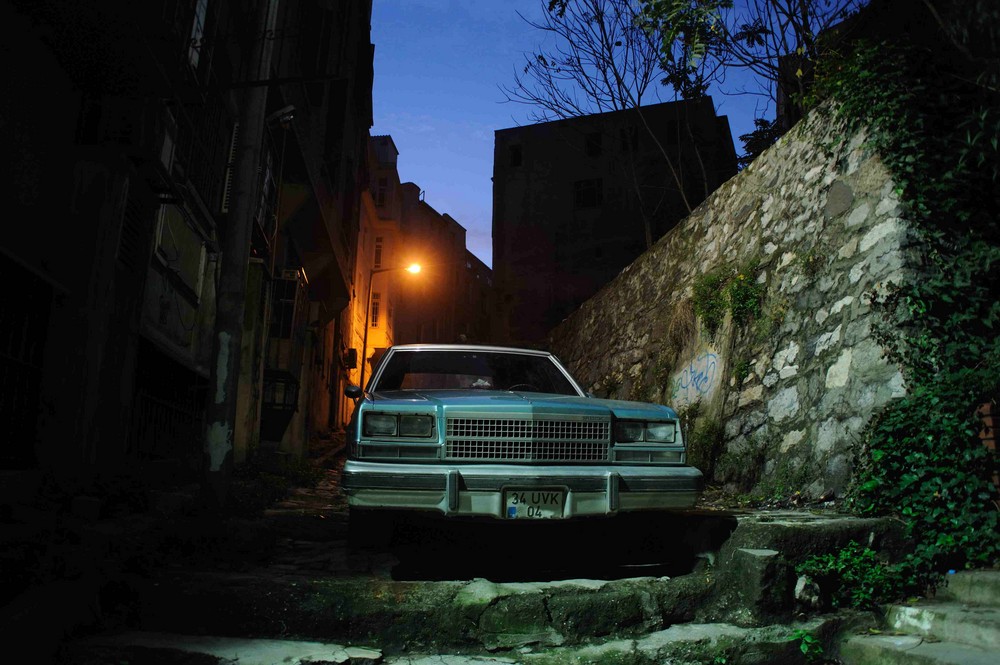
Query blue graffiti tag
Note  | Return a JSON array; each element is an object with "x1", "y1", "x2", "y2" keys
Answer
[{"x1": 672, "y1": 352, "x2": 719, "y2": 404}]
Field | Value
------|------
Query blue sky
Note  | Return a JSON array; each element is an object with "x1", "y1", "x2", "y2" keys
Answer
[{"x1": 370, "y1": 0, "x2": 763, "y2": 267}]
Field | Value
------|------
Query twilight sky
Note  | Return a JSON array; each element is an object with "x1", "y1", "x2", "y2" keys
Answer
[{"x1": 370, "y1": 0, "x2": 763, "y2": 268}]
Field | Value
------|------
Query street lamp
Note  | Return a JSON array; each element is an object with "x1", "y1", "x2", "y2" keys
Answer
[{"x1": 359, "y1": 263, "x2": 421, "y2": 389}]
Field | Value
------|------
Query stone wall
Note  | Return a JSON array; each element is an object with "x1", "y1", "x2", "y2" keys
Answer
[{"x1": 549, "y1": 105, "x2": 916, "y2": 498}]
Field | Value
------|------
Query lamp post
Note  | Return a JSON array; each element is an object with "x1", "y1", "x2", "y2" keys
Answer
[{"x1": 359, "y1": 263, "x2": 421, "y2": 389}]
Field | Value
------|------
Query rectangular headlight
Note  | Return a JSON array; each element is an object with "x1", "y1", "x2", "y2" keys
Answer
[
  {"x1": 615, "y1": 420, "x2": 677, "y2": 444},
  {"x1": 399, "y1": 414, "x2": 434, "y2": 437},
  {"x1": 614, "y1": 421, "x2": 644, "y2": 443},
  {"x1": 645, "y1": 422, "x2": 677, "y2": 443},
  {"x1": 363, "y1": 413, "x2": 397, "y2": 437}
]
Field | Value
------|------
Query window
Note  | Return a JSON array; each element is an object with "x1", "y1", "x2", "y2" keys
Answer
[
  {"x1": 585, "y1": 132, "x2": 602, "y2": 157},
  {"x1": 619, "y1": 126, "x2": 639, "y2": 152},
  {"x1": 509, "y1": 144, "x2": 522, "y2": 167},
  {"x1": 374, "y1": 236, "x2": 383, "y2": 268},
  {"x1": 271, "y1": 278, "x2": 299, "y2": 339},
  {"x1": 573, "y1": 179, "x2": 603, "y2": 209},
  {"x1": 375, "y1": 177, "x2": 387, "y2": 207},
  {"x1": 188, "y1": 0, "x2": 209, "y2": 70},
  {"x1": 370, "y1": 292, "x2": 381, "y2": 328}
]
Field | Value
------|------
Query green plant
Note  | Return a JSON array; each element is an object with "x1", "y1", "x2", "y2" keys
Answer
[
  {"x1": 803, "y1": 33, "x2": 1000, "y2": 598},
  {"x1": 726, "y1": 263, "x2": 765, "y2": 326},
  {"x1": 797, "y1": 541, "x2": 902, "y2": 611},
  {"x1": 788, "y1": 629, "x2": 824, "y2": 663},
  {"x1": 693, "y1": 270, "x2": 729, "y2": 336},
  {"x1": 693, "y1": 261, "x2": 766, "y2": 335},
  {"x1": 733, "y1": 358, "x2": 752, "y2": 385},
  {"x1": 797, "y1": 247, "x2": 825, "y2": 278}
]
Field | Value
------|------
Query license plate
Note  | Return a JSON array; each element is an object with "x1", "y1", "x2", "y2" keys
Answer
[{"x1": 504, "y1": 489, "x2": 565, "y2": 519}]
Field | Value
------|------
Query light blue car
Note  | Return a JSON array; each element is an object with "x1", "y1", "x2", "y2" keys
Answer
[{"x1": 342, "y1": 344, "x2": 703, "y2": 521}]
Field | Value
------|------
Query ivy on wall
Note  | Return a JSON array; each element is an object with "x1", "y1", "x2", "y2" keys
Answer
[{"x1": 803, "y1": 27, "x2": 1000, "y2": 599}]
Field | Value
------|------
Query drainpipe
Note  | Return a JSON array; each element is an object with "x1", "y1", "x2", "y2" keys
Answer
[{"x1": 203, "y1": 0, "x2": 280, "y2": 509}]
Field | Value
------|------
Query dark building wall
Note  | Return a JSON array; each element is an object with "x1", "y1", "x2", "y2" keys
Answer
[
  {"x1": 395, "y1": 184, "x2": 468, "y2": 344},
  {"x1": 262, "y1": 0, "x2": 375, "y2": 448},
  {"x1": 0, "y1": 0, "x2": 374, "y2": 479},
  {"x1": 492, "y1": 98, "x2": 738, "y2": 346},
  {"x1": 1, "y1": 0, "x2": 203, "y2": 474},
  {"x1": 459, "y1": 251, "x2": 494, "y2": 344},
  {"x1": 392, "y1": 182, "x2": 500, "y2": 347}
]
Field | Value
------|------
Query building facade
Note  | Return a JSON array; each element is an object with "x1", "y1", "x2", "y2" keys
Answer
[
  {"x1": 0, "y1": 0, "x2": 373, "y2": 484},
  {"x1": 337, "y1": 135, "x2": 404, "y2": 419},
  {"x1": 491, "y1": 98, "x2": 738, "y2": 346},
  {"x1": 394, "y1": 185, "x2": 473, "y2": 346}
]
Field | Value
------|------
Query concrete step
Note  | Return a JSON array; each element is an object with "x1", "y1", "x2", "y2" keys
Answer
[
  {"x1": 840, "y1": 634, "x2": 997, "y2": 665},
  {"x1": 60, "y1": 632, "x2": 383, "y2": 665},
  {"x1": 887, "y1": 602, "x2": 1000, "y2": 652},
  {"x1": 60, "y1": 618, "x2": 855, "y2": 665},
  {"x1": 839, "y1": 570, "x2": 1000, "y2": 665},
  {"x1": 934, "y1": 570, "x2": 1000, "y2": 607}
]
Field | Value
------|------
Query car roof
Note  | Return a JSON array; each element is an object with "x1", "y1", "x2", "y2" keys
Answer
[{"x1": 386, "y1": 344, "x2": 554, "y2": 357}]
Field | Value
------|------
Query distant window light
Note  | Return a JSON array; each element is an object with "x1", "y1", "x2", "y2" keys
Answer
[
  {"x1": 586, "y1": 132, "x2": 602, "y2": 157},
  {"x1": 371, "y1": 292, "x2": 381, "y2": 328},
  {"x1": 509, "y1": 144, "x2": 522, "y2": 167},
  {"x1": 374, "y1": 237, "x2": 383, "y2": 268},
  {"x1": 573, "y1": 179, "x2": 603, "y2": 209}
]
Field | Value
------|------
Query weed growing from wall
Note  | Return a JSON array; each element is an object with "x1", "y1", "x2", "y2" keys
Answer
[
  {"x1": 732, "y1": 358, "x2": 752, "y2": 385},
  {"x1": 692, "y1": 270, "x2": 729, "y2": 336},
  {"x1": 803, "y1": 31, "x2": 1000, "y2": 602},
  {"x1": 692, "y1": 261, "x2": 766, "y2": 336},
  {"x1": 726, "y1": 262, "x2": 765, "y2": 327}
]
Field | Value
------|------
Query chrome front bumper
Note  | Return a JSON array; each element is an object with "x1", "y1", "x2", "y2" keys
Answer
[{"x1": 341, "y1": 460, "x2": 704, "y2": 518}]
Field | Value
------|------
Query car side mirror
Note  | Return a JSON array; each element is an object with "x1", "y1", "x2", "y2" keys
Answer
[{"x1": 344, "y1": 384, "x2": 363, "y2": 400}]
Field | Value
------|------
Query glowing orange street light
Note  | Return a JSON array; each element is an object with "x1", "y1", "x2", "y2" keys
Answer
[{"x1": 359, "y1": 263, "x2": 421, "y2": 388}]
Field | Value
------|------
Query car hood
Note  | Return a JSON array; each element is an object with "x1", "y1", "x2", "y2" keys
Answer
[{"x1": 367, "y1": 389, "x2": 678, "y2": 420}]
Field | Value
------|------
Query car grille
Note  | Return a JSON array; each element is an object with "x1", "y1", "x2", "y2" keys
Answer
[{"x1": 445, "y1": 417, "x2": 610, "y2": 462}]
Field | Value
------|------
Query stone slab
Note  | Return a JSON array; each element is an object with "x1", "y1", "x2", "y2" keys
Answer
[
  {"x1": 888, "y1": 602, "x2": 1000, "y2": 651},
  {"x1": 841, "y1": 634, "x2": 998, "y2": 665}
]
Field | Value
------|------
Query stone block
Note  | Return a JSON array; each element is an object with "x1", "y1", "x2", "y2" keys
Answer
[
  {"x1": 825, "y1": 350, "x2": 852, "y2": 389},
  {"x1": 548, "y1": 587, "x2": 654, "y2": 640},
  {"x1": 845, "y1": 202, "x2": 871, "y2": 228},
  {"x1": 479, "y1": 593, "x2": 555, "y2": 648},
  {"x1": 767, "y1": 387, "x2": 800, "y2": 423},
  {"x1": 717, "y1": 548, "x2": 795, "y2": 625}
]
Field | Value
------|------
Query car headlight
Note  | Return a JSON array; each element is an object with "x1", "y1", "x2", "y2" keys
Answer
[
  {"x1": 614, "y1": 421, "x2": 645, "y2": 443},
  {"x1": 364, "y1": 413, "x2": 398, "y2": 437},
  {"x1": 399, "y1": 414, "x2": 434, "y2": 437},
  {"x1": 614, "y1": 420, "x2": 677, "y2": 444},
  {"x1": 363, "y1": 413, "x2": 435, "y2": 438},
  {"x1": 644, "y1": 422, "x2": 677, "y2": 443}
]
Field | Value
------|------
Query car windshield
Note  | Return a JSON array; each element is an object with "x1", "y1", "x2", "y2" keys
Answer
[{"x1": 373, "y1": 350, "x2": 581, "y2": 395}]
